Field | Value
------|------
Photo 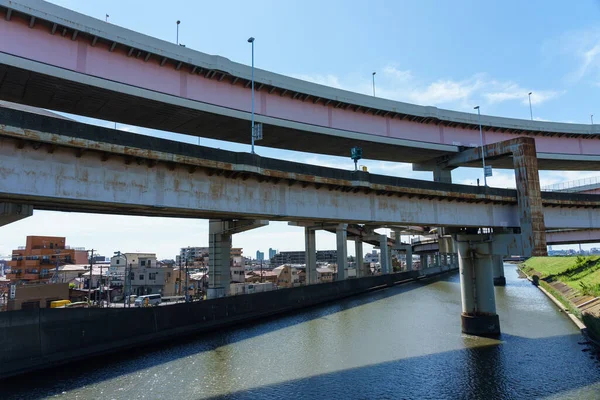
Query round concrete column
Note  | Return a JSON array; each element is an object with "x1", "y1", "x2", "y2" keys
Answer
[
  {"x1": 492, "y1": 255, "x2": 506, "y2": 286},
  {"x1": 456, "y1": 234, "x2": 500, "y2": 336}
]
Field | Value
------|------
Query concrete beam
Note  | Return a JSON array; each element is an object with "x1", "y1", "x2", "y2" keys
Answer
[{"x1": 546, "y1": 229, "x2": 600, "y2": 245}]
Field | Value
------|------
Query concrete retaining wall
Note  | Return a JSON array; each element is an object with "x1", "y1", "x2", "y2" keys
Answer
[{"x1": 0, "y1": 268, "x2": 454, "y2": 379}]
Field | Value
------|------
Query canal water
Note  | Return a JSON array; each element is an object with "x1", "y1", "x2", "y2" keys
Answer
[{"x1": 3, "y1": 266, "x2": 600, "y2": 399}]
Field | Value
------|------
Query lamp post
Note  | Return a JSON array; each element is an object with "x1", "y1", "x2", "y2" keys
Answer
[
  {"x1": 114, "y1": 251, "x2": 128, "y2": 307},
  {"x1": 372, "y1": 72, "x2": 376, "y2": 97},
  {"x1": 176, "y1": 20, "x2": 180, "y2": 45},
  {"x1": 591, "y1": 114, "x2": 594, "y2": 125},
  {"x1": 248, "y1": 37, "x2": 255, "y2": 154},
  {"x1": 474, "y1": 106, "x2": 487, "y2": 187},
  {"x1": 528, "y1": 92, "x2": 533, "y2": 121}
]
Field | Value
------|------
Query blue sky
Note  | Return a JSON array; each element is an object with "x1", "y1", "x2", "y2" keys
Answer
[{"x1": 2, "y1": 0, "x2": 600, "y2": 259}]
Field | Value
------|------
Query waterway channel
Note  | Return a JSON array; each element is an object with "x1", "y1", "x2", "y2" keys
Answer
[{"x1": 3, "y1": 266, "x2": 600, "y2": 399}]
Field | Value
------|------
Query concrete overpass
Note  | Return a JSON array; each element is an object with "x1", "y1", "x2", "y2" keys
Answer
[
  {"x1": 2, "y1": 0, "x2": 600, "y2": 337},
  {"x1": 1, "y1": 106, "x2": 598, "y2": 230},
  {"x1": 0, "y1": 0, "x2": 600, "y2": 172}
]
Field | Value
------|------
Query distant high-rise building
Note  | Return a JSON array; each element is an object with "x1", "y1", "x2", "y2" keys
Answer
[
  {"x1": 269, "y1": 248, "x2": 277, "y2": 259},
  {"x1": 256, "y1": 251, "x2": 265, "y2": 261}
]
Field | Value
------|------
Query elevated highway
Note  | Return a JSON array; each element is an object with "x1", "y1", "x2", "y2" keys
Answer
[
  {"x1": 0, "y1": 1, "x2": 600, "y2": 170},
  {"x1": 1, "y1": 106, "x2": 599, "y2": 231}
]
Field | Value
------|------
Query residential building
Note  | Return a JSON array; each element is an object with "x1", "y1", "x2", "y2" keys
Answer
[
  {"x1": 317, "y1": 250, "x2": 337, "y2": 264},
  {"x1": 129, "y1": 266, "x2": 175, "y2": 296},
  {"x1": 256, "y1": 250, "x2": 264, "y2": 261},
  {"x1": 316, "y1": 267, "x2": 334, "y2": 283},
  {"x1": 5, "y1": 283, "x2": 69, "y2": 311},
  {"x1": 177, "y1": 247, "x2": 243, "y2": 268},
  {"x1": 231, "y1": 265, "x2": 245, "y2": 283},
  {"x1": 273, "y1": 265, "x2": 300, "y2": 288},
  {"x1": 245, "y1": 270, "x2": 278, "y2": 284},
  {"x1": 6, "y1": 236, "x2": 87, "y2": 284},
  {"x1": 270, "y1": 251, "x2": 305, "y2": 266},
  {"x1": 269, "y1": 248, "x2": 277, "y2": 259},
  {"x1": 270, "y1": 250, "x2": 339, "y2": 267}
]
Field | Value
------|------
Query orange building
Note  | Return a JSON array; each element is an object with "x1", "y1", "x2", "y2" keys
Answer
[{"x1": 6, "y1": 236, "x2": 87, "y2": 284}]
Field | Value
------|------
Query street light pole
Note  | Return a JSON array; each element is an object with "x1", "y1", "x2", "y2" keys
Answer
[
  {"x1": 105, "y1": 14, "x2": 109, "y2": 23},
  {"x1": 248, "y1": 37, "x2": 255, "y2": 154},
  {"x1": 176, "y1": 20, "x2": 180, "y2": 45},
  {"x1": 114, "y1": 251, "x2": 128, "y2": 308},
  {"x1": 474, "y1": 106, "x2": 487, "y2": 187},
  {"x1": 591, "y1": 114, "x2": 594, "y2": 125},
  {"x1": 528, "y1": 92, "x2": 533, "y2": 120},
  {"x1": 372, "y1": 72, "x2": 376, "y2": 97}
]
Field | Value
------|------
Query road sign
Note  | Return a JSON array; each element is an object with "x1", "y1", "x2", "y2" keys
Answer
[
  {"x1": 351, "y1": 147, "x2": 363, "y2": 162},
  {"x1": 253, "y1": 123, "x2": 263, "y2": 140},
  {"x1": 9, "y1": 284, "x2": 16, "y2": 300},
  {"x1": 484, "y1": 165, "x2": 493, "y2": 177}
]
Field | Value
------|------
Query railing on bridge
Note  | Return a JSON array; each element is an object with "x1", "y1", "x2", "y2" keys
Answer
[
  {"x1": 411, "y1": 236, "x2": 438, "y2": 246},
  {"x1": 542, "y1": 176, "x2": 600, "y2": 193}
]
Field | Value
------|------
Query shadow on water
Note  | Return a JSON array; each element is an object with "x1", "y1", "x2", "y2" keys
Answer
[
  {"x1": 199, "y1": 333, "x2": 600, "y2": 400},
  {"x1": 1, "y1": 272, "x2": 453, "y2": 399}
]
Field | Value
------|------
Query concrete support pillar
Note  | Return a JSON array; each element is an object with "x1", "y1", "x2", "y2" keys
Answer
[
  {"x1": 405, "y1": 246, "x2": 413, "y2": 271},
  {"x1": 435, "y1": 254, "x2": 441, "y2": 268},
  {"x1": 305, "y1": 228, "x2": 317, "y2": 285},
  {"x1": 387, "y1": 246, "x2": 393, "y2": 273},
  {"x1": 420, "y1": 254, "x2": 428, "y2": 270},
  {"x1": 208, "y1": 219, "x2": 268, "y2": 299},
  {"x1": 379, "y1": 235, "x2": 389, "y2": 274},
  {"x1": 355, "y1": 238, "x2": 364, "y2": 278},
  {"x1": 208, "y1": 220, "x2": 232, "y2": 299},
  {"x1": 512, "y1": 138, "x2": 547, "y2": 256},
  {"x1": 336, "y1": 224, "x2": 348, "y2": 281},
  {"x1": 456, "y1": 234, "x2": 500, "y2": 336},
  {"x1": 433, "y1": 166, "x2": 453, "y2": 183},
  {"x1": 492, "y1": 255, "x2": 506, "y2": 286}
]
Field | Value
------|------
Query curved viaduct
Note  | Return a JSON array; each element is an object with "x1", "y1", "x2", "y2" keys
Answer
[{"x1": 0, "y1": 0, "x2": 600, "y2": 171}]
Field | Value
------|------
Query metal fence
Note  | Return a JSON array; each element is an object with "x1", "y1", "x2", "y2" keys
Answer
[{"x1": 541, "y1": 176, "x2": 600, "y2": 193}]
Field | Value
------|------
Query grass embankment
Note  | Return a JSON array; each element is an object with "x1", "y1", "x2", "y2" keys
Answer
[
  {"x1": 521, "y1": 256, "x2": 600, "y2": 296},
  {"x1": 521, "y1": 256, "x2": 600, "y2": 341}
]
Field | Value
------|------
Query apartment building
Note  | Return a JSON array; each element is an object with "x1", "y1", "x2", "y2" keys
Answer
[{"x1": 6, "y1": 236, "x2": 87, "y2": 284}]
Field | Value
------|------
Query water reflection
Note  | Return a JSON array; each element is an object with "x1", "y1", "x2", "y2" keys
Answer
[{"x1": 3, "y1": 266, "x2": 600, "y2": 400}]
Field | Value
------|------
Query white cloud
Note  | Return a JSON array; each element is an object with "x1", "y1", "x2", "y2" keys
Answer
[
  {"x1": 408, "y1": 78, "x2": 482, "y2": 105},
  {"x1": 484, "y1": 83, "x2": 562, "y2": 106},
  {"x1": 545, "y1": 27, "x2": 600, "y2": 84},
  {"x1": 293, "y1": 66, "x2": 561, "y2": 112}
]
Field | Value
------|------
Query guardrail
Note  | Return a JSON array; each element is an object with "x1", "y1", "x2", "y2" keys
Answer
[{"x1": 542, "y1": 176, "x2": 600, "y2": 193}]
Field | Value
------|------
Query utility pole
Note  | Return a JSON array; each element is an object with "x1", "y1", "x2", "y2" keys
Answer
[
  {"x1": 178, "y1": 257, "x2": 182, "y2": 297},
  {"x1": 88, "y1": 249, "x2": 94, "y2": 305},
  {"x1": 100, "y1": 263, "x2": 103, "y2": 307},
  {"x1": 185, "y1": 252, "x2": 189, "y2": 302}
]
